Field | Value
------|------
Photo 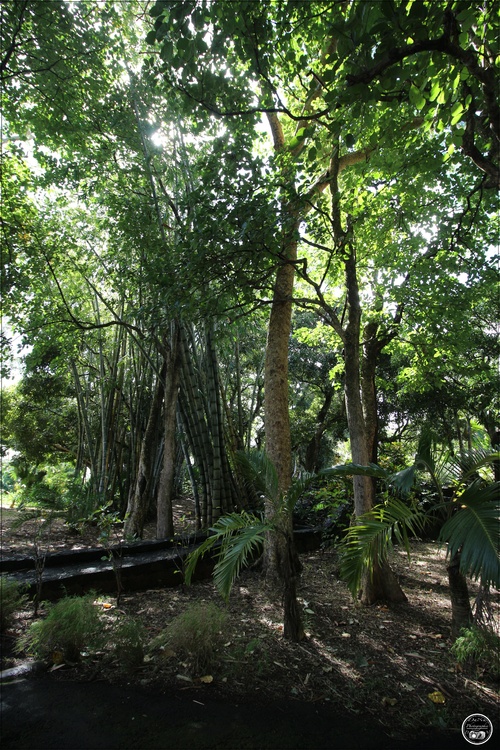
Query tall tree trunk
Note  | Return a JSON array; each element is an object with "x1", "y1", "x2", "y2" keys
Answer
[
  {"x1": 261, "y1": 112, "x2": 303, "y2": 641},
  {"x1": 343, "y1": 251, "x2": 406, "y2": 605},
  {"x1": 157, "y1": 324, "x2": 181, "y2": 539},
  {"x1": 124, "y1": 361, "x2": 166, "y2": 538},
  {"x1": 344, "y1": 250, "x2": 376, "y2": 517},
  {"x1": 264, "y1": 258, "x2": 295, "y2": 497}
]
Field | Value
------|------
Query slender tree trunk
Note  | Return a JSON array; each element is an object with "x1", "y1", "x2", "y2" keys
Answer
[
  {"x1": 264, "y1": 259, "x2": 295, "y2": 497},
  {"x1": 361, "y1": 321, "x2": 380, "y2": 465},
  {"x1": 124, "y1": 361, "x2": 166, "y2": 538},
  {"x1": 157, "y1": 324, "x2": 181, "y2": 539},
  {"x1": 344, "y1": 250, "x2": 376, "y2": 516},
  {"x1": 448, "y1": 550, "x2": 473, "y2": 639}
]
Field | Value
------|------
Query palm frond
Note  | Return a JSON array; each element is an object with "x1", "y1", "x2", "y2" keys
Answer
[
  {"x1": 212, "y1": 520, "x2": 269, "y2": 601},
  {"x1": 438, "y1": 481, "x2": 500, "y2": 588},
  {"x1": 234, "y1": 450, "x2": 279, "y2": 503},
  {"x1": 388, "y1": 465, "x2": 417, "y2": 497},
  {"x1": 284, "y1": 471, "x2": 317, "y2": 513},
  {"x1": 339, "y1": 498, "x2": 426, "y2": 597},
  {"x1": 415, "y1": 428, "x2": 439, "y2": 473},
  {"x1": 445, "y1": 450, "x2": 499, "y2": 484},
  {"x1": 183, "y1": 532, "x2": 221, "y2": 587},
  {"x1": 184, "y1": 512, "x2": 271, "y2": 598},
  {"x1": 320, "y1": 463, "x2": 390, "y2": 482}
]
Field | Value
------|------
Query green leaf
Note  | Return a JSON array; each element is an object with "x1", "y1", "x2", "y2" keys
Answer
[
  {"x1": 409, "y1": 84, "x2": 426, "y2": 110},
  {"x1": 450, "y1": 102, "x2": 464, "y2": 126}
]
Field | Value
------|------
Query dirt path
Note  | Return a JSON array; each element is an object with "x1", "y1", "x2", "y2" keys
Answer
[{"x1": 1, "y1": 672, "x2": 465, "y2": 750}]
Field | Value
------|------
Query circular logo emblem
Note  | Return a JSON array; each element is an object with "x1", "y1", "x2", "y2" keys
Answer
[{"x1": 462, "y1": 714, "x2": 493, "y2": 745}]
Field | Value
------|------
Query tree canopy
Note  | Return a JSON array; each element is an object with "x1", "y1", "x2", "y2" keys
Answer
[{"x1": 1, "y1": 1, "x2": 498, "y2": 608}]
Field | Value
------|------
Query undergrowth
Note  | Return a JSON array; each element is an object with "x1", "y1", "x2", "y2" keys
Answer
[{"x1": 149, "y1": 601, "x2": 228, "y2": 674}]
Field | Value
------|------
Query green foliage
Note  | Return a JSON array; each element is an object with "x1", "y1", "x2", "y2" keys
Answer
[
  {"x1": 340, "y1": 498, "x2": 427, "y2": 597},
  {"x1": 451, "y1": 626, "x2": 500, "y2": 679},
  {"x1": 8, "y1": 462, "x2": 76, "y2": 510},
  {"x1": 234, "y1": 450, "x2": 279, "y2": 506},
  {"x1": 0, "y1": 576, "x2": 27, "y2": 633},
  {"x1": 185, "y1": 512, "x2": 270, "y2": 601},
  {"x1": 17, "y1": 595, "x2": 102, "y2": 663},
  {"x1": 338, "y1": 445, "x2": 500, "y2": 597},
  {"x1": 293, "y1": 476, "x2": 353, "y2": 544},
  {"x1": 150, "y1": 602, "x2": 228, "y2": 673},
  {"x1": 439, "y1": 481, "x2": 500, "y2": 588}
]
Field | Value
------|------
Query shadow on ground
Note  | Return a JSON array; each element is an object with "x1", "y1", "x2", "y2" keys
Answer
[{"x1": 0, "y1": 673, "x2": 467, "y2": 750}]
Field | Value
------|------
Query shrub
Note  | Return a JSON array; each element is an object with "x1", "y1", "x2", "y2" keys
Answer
[
  {"x1": 451, "y1": 625, "x2": 500, "y2": 679},
  {"x1": 150, "y1": 601, "x2": 227, "y2": 673},
  {"x1": 0, "y1": 576, "x2": 27, "y2": 632},
  {"x1": 17, "y1": 594, "x2": 102, "y2": 662}
]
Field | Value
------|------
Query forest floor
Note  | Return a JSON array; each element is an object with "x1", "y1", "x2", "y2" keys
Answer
[{"x1": 1, "y1": 500, "x2": 499, "y2": 749}]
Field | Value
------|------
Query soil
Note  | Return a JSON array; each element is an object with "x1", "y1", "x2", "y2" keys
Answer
[{"x1": 1, "y1": 501, "x2": 499, "y2": 749}]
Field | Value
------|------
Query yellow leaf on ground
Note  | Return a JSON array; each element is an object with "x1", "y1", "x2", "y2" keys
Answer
[
  {"x1": 428, "y1": 690, "x2": 446, "y2": 704},
  {"x1": 199, "y1": 675, "x2": 213, "y2": 683}
]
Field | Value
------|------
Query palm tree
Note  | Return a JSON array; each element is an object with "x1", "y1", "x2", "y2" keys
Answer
[
  {"x1": 339, "y1": 434, "x2": 500, "y2": 638},
  {"x1": 184, "y1": 450, "x2": 313, "y2": 641}
]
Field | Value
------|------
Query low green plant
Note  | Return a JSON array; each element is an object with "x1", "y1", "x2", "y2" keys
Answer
[
  {"x1": 111, "y1": 615, "x2": 145, "y2": 671},
  {"x1": 451, "y1": 625, "x2": 500, "y2": 678},
  {"x1": 17, "y1": 594, "x2": 102, "y2": 663},
  {"x1": 0, "y1": 576, "x2": 27, "y2": 632},
  {"x1": 150, "y1": 601, "x2": 227, "y2": 673}
]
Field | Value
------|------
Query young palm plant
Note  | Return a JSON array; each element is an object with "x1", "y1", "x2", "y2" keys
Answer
[
  {"x1": 339, "y1": 432, "x2": 500, "y2": 638},
  {"x1": 184, "y1": 450, "x2": 315, "y2": 641}
]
